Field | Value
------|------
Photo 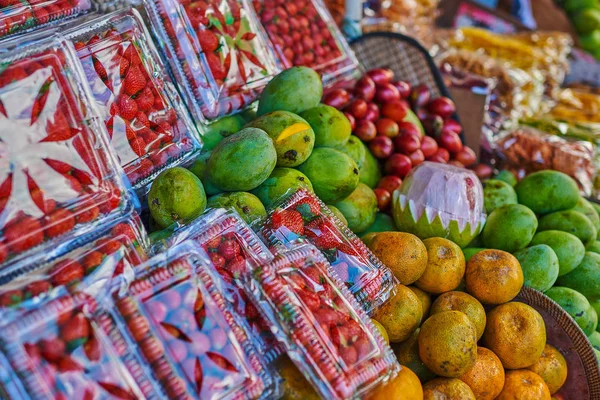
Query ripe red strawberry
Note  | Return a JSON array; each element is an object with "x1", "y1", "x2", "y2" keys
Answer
[
  {"x1": 0, "y1": 242, "x2": 7, "y2": 264},
  {"x1": 111, "y1": 223, "x2": 136, "y2": 242},
  {"x1": 337, "y1": 243, "x2": 359, "y2": 257},
  {"x1": 136, "y1": 87, "x2": 154, "y2": 112},
  {"x1": 33, "y1": 7, "x2": 49, "y2": 24},
  {"x1": 44, "y1": 208, "x2": 75, "y2": 238},
  {"x1": 119, "y1": 56, "x2": 130, "y2": 76},
  {"x1": 0, "y1": 177, "x2": 11, "y2": 197},
  {"x1": 39, "y1": 337, "x2": 66, "y2": 363},
  {"x1": 124, "y1": 65, "x2": 146, "y2": 96},
  {"x1": 50, "y1": 259, "x2": 84, "y2": 286},
  {"x1": 98, "y1": 182, "x2": 121, "y2": 213},
  {"x1": 84, "y1": 334, "x2": 101, "y2": 362},
  {"x1": 87, "y1": 35, "x2": 101, "y2": 46},
  {"x1": 92, "y1": 57, "x2": 108, "y2": 81},
  {"x1": 206, "y1": 52, "x2": 227, "y2": 80},
  {"x1": 61, "y1": 312, "x2": 90, "y2": 349},
  {"x1": 31, "y1": 188, "x2": 56, "y2": 214},
  {"x1": 134, "y1": 111, "x2": 150, "y2": 128},
  {"x1": 153, "y1": 92, "x2": 165, "y2": 110},
  {"x1": 0, "y1": 289, "x2": 22, "y2": 306},
  {"x1": 82, "y1": 250, "x2": 103, "y2": 273},
  {"x1": 57, "y1": 355, "x2": 85, "y2": 372},
  {"x1": 97, "y1": 238, "x2": 121, "y2": 254},
  {"x1": 297, "y1": 288, "x2": 320, "y2": 310},
  {"x1": 149, "y1": 149, "x2": 169, "y2": 167},
  {"x1": 143, "y1": 131, "x2": 160, "y2": 150},
  {"x1": 125, "y1": 124, "x2": 137, "y2": 141},
  {"x1": 137, "y1": 158, "x2": 154, "y2": 177},
  {"x1": 198, "y1": 30, "x2": 219, "y2": 52},
  {"x1": 296, "y1": 196, "x2": 321, "y2": 214},
  {"x1": 5, "y1": 216, "x2": 44, "y2": 253},
  {"x1": 24, "y1": 280, "x2": 51, "y2": 298},
  {"x1": 271, "y1": 209, "x2": 304, "y2": 235},
  {"x1": 129, "y1": 136, "x2": 146, "y2": 157},
  {"x1": 45, "y1": 111, "x2": 73, "y2": 142},
  {"x1": 118, "y1": 95, "x2": 138, "y2": 120}
]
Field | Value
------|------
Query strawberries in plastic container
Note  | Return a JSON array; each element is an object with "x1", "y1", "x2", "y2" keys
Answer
[
  {"x1": 144, "y1": 0, "x2": 279, "y2": 120},
  {"x1": 0, "y1": 36, "x2": 133, "y2": 266},
  {"x1": 0, "y1": 0, "x2": 91, "y2": 38},
  {"x1": 258, "y1": 189, "x2": 396, "y2": 313},
  {"x1": 0, "y1": 293, "x2": 151, "y2": 399},
  {"x1": 66, "y1": 10, "x2": 201, "y2": 191},
  {"x1": 252, "y1": 0, "x2": 359, "y2": 84},
  {"x1": 246, "y1": 244, "x2": 399, "y2": 399},
  {"x1": 113, "y1": 242, "x2": 274, "y2": 399}
]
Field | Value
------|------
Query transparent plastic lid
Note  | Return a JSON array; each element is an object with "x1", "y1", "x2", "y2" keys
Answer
[
  {"x1": 65, "y1": 10, "x2": 202, "y2": 192},
  {"x1": 244, "y1": 243, "x2": 399, "y2": 399},
  {"x1": 143, "y1": 0, "x2": 280, "y2": 120},
  {"x1": 251, "y1": 0, "x2": 360, "y2": 85},
  {"x1": 0, "y1": 34, "x2": 136, "y2": 267},
  {"x1": 0, "y1": 292, "x2": 151, "y2": 400},
  {"x1": 0, "y1": 211, "x2": 149, "y2": 316},
  {"x1": 151, "y1": 208, "x2": 282, "y2": 359},
  {"x1": 0, "y1": 0, "x2": 91, "y2": 39},
  {"x1": 257, "y1": 189, "x2": 396, "y2": 313},
  {"x1": 113, "y1": 241, "x2": 274, "y2": 399}
]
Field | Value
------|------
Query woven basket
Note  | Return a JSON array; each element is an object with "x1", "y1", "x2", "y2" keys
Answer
[{"x1": 517, "y1": 286, "x2": 600, "y2": 399}]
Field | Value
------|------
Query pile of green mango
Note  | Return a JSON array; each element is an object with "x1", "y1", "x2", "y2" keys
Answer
[
  {"x1": 468, "y1": 169, "x2": 600, "y2": 340},
  {"x1": 185, "y1": 66, "x2": 381, "y2": 233},
  {"x1": 559, "y1": 0, "x2": 600, "y2": 59}
]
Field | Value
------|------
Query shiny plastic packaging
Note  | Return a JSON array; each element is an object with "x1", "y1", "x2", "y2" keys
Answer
[
  {"x1": 0, "y1": 34, "x2": 135, "y2": 267},
  {"x1": 257, "y1": 189, "x2": 395, "y2": 313},
  {"x1": 244, "y1": 243, "x2": 399, "y2": 399},
  {"x1": 0, "y1": 0, "x2": 91, "y2": 39},
  {"x1": 113, "y1": 241, "x2": 274, "y2": 399},
  {"x1": 65, "y1": 10, "x2": 201, "y2": 193},
  {"x1": 144, "y1": 0, "x2": 280, "y2": 120},
  {"x1": 0, "y1": 292, "x2": 155, "y2": 399},
  {"x1": 392, "y1": 162, "x2": 486, "y2": 248},
  {"x1": 0, "y1": 212, "x2": 149, "y2": 314},
  {"x1": 252, "y1": 0, "x2": 359, "y2": 85},
  {"x1": 152, "y1": 208, "x2": 282, "y2": 359}
]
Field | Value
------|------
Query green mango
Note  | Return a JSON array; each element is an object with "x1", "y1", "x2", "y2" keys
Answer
[
  {"x1": 297, "y1": 148, "x2": 360, "y2": 204},
  {"x1": 334, "y1": 183, "x2": 378, "y2": 233},
  {"x1": 201, "y1": 114, "x2": 245, "y2": 151},
  {"x1": 208, "y1": 128, "x2": 277, "y2": 191},
  {"x1": 494, "y1": 170, "x2": 518, "y2": 187},
  {"x1": 530, "y1": 230, "x2": 586, "y2": 276},
  {"x1": 361, "y1": 213, "x2": 397, "y2": 237},
  {"x1": 580, "y1": 30, "x2": 600, "y2": 53},
  {"x1": 546, "y1": 287, "x2": 598, "y2": 336},
  {"x1": 572, "y1": 7, "x2": 600, "y2": 34},
  {"x1": 588, "y1": 241, "x2": 600, "y2": 253},
  {"x1": 483, "y1": 179, "x2": 518, "y2": 214},
  {"x1": 589, "y1": 331, "x2": 600, "y2": 350},
  {"x1": 538, "y1": 210, "x2": 597, "y2": 247},
  {"x1": 207, "y1": 192, "x2": 266, "y2": 225},
  {"x1": 481, "y1": 204, "x2": 538, "y2": 253},
  {"x1": 556, "y1": 251, "x2": 600, "y2": 299},
  {"x1": 251, "y1": 168, "x2": 313, "y2": 209},
  {"x1": 335, "y1": 135, "x2": 366, "y2": 169},
  {"x1": 513, "y1": 245, "x2": 560, "y2": 292},
  {"x1": 300, "y1": 104, "x2": 351, "y2": 148},
  {"x1": 515, "y1": 170, "x2": 580, "y2": 214},
  {"x1": 359, "y1": 142, "x2": 381, "y2": 188},
  {"x1": 564, "y1": 0, "x2": 598, "y2": 14},
  {"x1": 327, "y1": 205, "x2": 348, "y2": 226},
  {"x1": 257, "y1": 67, "x2": 322, "y2": 116},
  {"x1": 573, "y1": 198, "x2": 600, "y2": 231}
]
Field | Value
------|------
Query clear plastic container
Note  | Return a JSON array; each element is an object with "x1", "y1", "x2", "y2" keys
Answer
[
  {"x1": 244, "y1": 243, "x2": 399, "y2": 399},
  {"x1": 152, "y1": 208, "x2": 283, "y2": 360},
  {"x1": 251, "y1": 0, "x2": 360, "y2": 85},
  {"x1": 0, "y1": 211, "x2": 149, "y2": 316},
  {"x1": 113, "y1": 241, "x2": 274, "y2": 399},
  {"x1": 0, "y1": 0, "x2": 91, "y2": 39},
  {"x1": 392, "y1": 161, "x2": 486, "y2": 248},
  {"x1": 64, "y1": 10, "x2": 202, "y2": 193},
  {"x1": 257, "y1": 189, "x2": 396, "y2": 313},
  {"x1": 0, "y1": 34, "x2": 136, "y2": 267},
  {"x1": 0, "y1": 291, "x2": 156, "y2": 399},
  {"x1": 143, "y1": 0, "x2": 280, "y2": 120}
]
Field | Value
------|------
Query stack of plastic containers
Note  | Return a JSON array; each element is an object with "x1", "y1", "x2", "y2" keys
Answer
[
  {"x1": 143, "y1": 0, "x2": 281, "y2": 120},
  {"x1": 0, "y1": 33, "x2": 137, "y2": 269},
  {"x1": 64, "y1": 10, "x2": 202, "y2": 193},
  {"x1": 256, "y1": 188, "x2": 396, "y2": 313}
]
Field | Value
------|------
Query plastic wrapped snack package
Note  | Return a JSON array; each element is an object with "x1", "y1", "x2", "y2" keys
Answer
[
  {"x1": 64, "y1": 10, "x2": 202, "y2": 193},
  {"x1": 392, "y1": 162, "x2": 486, "y2": 248},
  {"x1": 495, "y1": 126, "x2": 597, "y2": 197},
  {"x1": 257, "y1": 189, "x2": 396, "y2": 313},
  {"x1": 113, "y1": 241, "x2": 276, "y2": 399},
  {"x1": 143, "y1": 0, "x2": 280, "y2": 121},
  {"x1": 244, "y1": 243, "x2": 399, "y2": 399},
  {"x1": 0, "y1": 0, "x2": 91, "y2": 39},
  {"x1": 0, "y1": 291, "x2": 159, "y2": 399},
  {"x1": 0, "y1": 210, "x2": 149, "y2": 317},
  {"x1": 151, "y1": 208, "x2": 283, "y2": 360},
  {"x1": 252, "y1": 0, "x2": 360, "y2": 85},
  {"x1": 0, "y1": 34, "x2": 136, "y2": 268}
]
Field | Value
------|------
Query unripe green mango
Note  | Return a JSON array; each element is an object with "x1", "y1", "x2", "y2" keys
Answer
[
  {"x1": 207, "y1": 192, "x2": 266, "y2": 225},
  {"x1": 483, "y1": 179, "x2": 518, "y2": 214},
  {"x1": 334, "y1": 183, "x2": 378, "y2": 233},
  {"x1": 257, "y1": 67, "x2": 322, "y2": 116},
  {"x1": 538, "y1": 210, "x2": 597, "y2": 247},
  {"x1": 251, "y1": 168, "x2": 313, "y2": 209},
  {"x1": 546, "y1": 286, "x2": 598, "y2": 336},
  {"x1": 515, "y1": 170, "x2": 580, "y2": 214},
  {"x1": 513, "y1": 244, "x2": 559, "y2": 292},
  {"x1": 300, "y1": 104, "x2": 351, "y2": 148},
  {"x1": 481, "y1": 204, "x2": 538, "y2": 252},
  {"x1": 530, "y1": 230, "x2": 585, "y2": 276},
  {"x1": 556, "y1": 251, "x2": 600, "y2": 299}
]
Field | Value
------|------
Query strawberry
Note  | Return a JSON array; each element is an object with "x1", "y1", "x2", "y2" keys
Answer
[
  {"x1": 60, "y1": 312, "x2": 90, "y2": 349},
  {"x1": 0, "y1": 289, "x2": 22, "y2": 306},
  {"x1": 96, "y1": 238, "x2": 121, "y2": 255},
  {"x1": 45, "y1": 159, "x2": 72, "y2": 173},
  {"x1": 209, "y1": 252, "x2": 226, "y2": 269},
  {"x1": 125, "y1": 123, "x2": 137, "y2": 141},
  {"x1": 0, "y1": 176, "x2": 11, "y2": 197},
  {"x1": 31, "y1": 188, "x2": 56, "y2": 214},
  {"x1": 5, "y1": 216, "x2": 44, "y2": 253},
  {"x1": 45, "y1": 111, "x2": 73, "y2": 142},
  {"x1": 92, "y1": 56, "x2": 108, "y2": 81},
  {"x1": 44, "y1": 208, "x2": 75, "y2": 238},
  {"x1": 124, "y1": 65, "x2": 146, "y2": 96},
  {"x1": 111, "y1": 222, "x2": 137, "y2": 242},
  {"x1": 56, "y1": 355, "x2": 85, "y2": 372},
  {"x1": 340, "y1": 345, "x2": 358, "y2": 366},
  {"x1": 153, "y1": 92, "x2": 165, "y2": 110},
  {"x1": 39, "y1": 337, "x2": 66, "y2": 363},
  {"x1": 134, "y1": 111, "x2": 150, "y2": 128},
  {"x1": 218, "y1": 239, "x2": 241, "y2": 260},
  {"x1": 337, "y1": 243, "x2": 359, "y2": 257},
  {"x1": 137, "y1": 158, "x2": 154, "y2": 177},
  {"x1": 50, "y1": 259, "x2": 84, "y2": 286},
  {"x1": 118, "y1": 95, "x2": 138, "y2": 120},
  {"x1": 206, "y1": 52, "x2": 227, "y2": 80},
  {"x1": 271, "y1": 209, "x2": 304, "y2": 235},
  {"x1": 87, "y1": 35, "x2": 101, "y2": 46},
  {"x1": 129, "y1": 137, "x2": 146, "y2": 157},
  {"x1": 135, "y1": 87, "x2": 154, "y2": 112},
  {"x1": 98, "y1": 182, "x2": 121, "y2": 214},
  {"x1": 296, "y1": 196, "x2": 321, "y2": 214},
  {"x1": 0, "y1": 242, "x2": 7, "y2": 264},
  {"x1": 73, "y1": 41, "x2": 86, "y2": 51},
  {"x1": 119, "y1": 56, "x2": 130, "y2": 76},
  {"x1": 84, "y1": 334, "x2": 101, "y2": 362},
  {"x1": 75, "y1": 204, "x2": 100, "y2": 224},
  {"x1": 82, "y1": 250, "x2": 103, "y2": 273},
  {"x1": 297, "y1": 288, "x2": 320, "y2": 310},
  {"x1": 198, "y1": 30, "x2": 219, "y2": 52},
  {"x1": 24, "y1": 280, "x2": 51, "y2": 298},
  {"x1": 143, "y1": 131, "x2": 160, "y2": 150}
]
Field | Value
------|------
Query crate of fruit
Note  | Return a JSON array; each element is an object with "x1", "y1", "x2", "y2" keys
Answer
[
  {"x1": 64, "y1": 9, "x2": 202, "y2": 194},
  {"x1": 0, "y1": 33, "x2": 136, "y2": 268}
]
